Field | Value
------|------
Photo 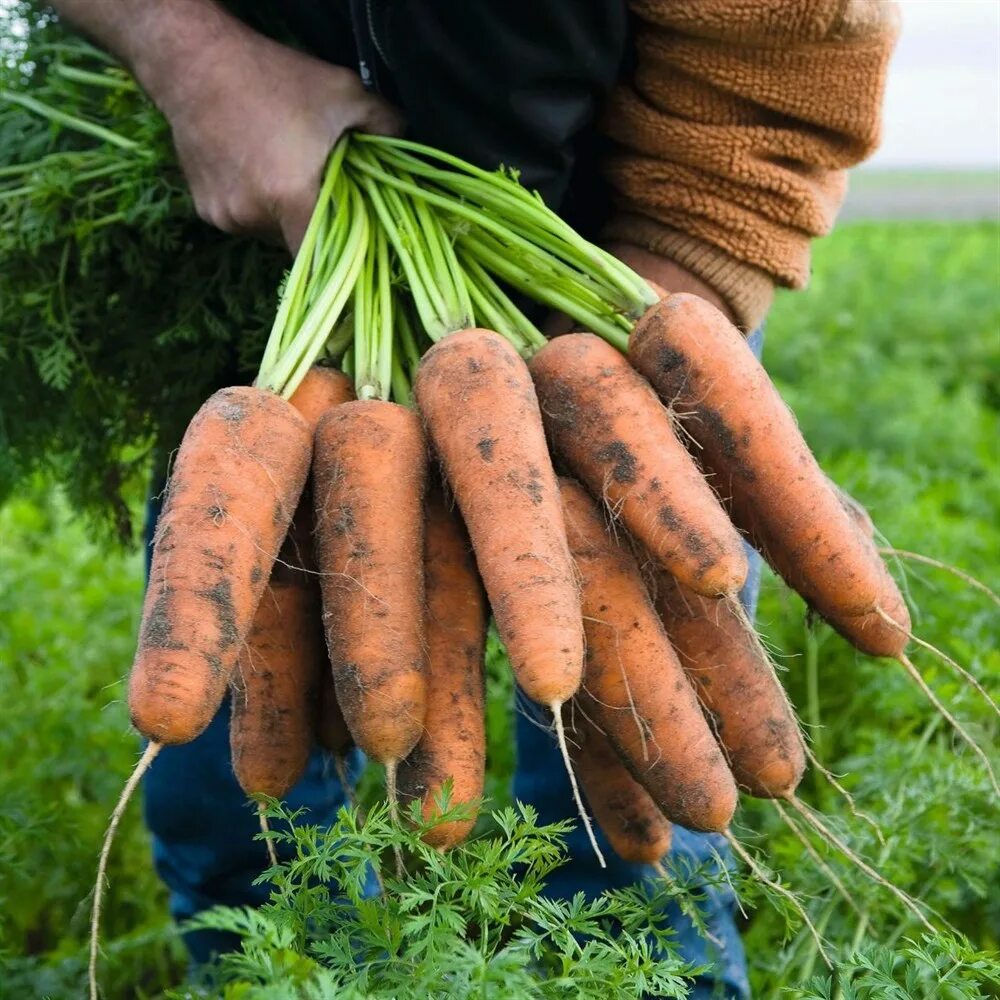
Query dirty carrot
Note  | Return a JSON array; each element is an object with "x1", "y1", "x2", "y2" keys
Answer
[
  {"x1": 560, "y1": 477, "x2": 738, "y2": 832},
  {"x1": 630, "y1": 294, "x2": 882, "y2": 621},
  {"x1": 312, "y1": 399, "x2": 428, "y2": 793},
  {"x1": 570, "y1": 707, "x2": 673, "y2": 865},
  {"x1": 414, "y1": 329, "x2": 596, "y2": 856},
  {"x1": 531, "y1": 333, "x2": 748, "y2": 598},
  {"x1": 398, "y1": 485, "x2": 488, "y2": 849},
  {"x1": 129, "y1": 386, "x2": 312, "y2": 746},
  {"x1": 655, "y1": 572, "x2": 806, "y2": 800}
]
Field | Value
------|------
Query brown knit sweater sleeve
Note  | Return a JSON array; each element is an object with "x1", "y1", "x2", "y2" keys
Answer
[{"x1": 601, "y1": 0, "x2": 899, "y2": 330}]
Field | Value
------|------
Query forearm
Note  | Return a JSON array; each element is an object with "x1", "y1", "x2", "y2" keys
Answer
[{"x1": 49, "y1": 0, "x2": 245, "y2": 113}]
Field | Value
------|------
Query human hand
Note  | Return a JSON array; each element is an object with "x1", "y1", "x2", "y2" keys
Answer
[{"x1": 134, "y1": 11, "x2": 401, "y2": 250}]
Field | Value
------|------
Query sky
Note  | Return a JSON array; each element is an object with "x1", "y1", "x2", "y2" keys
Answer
[{"x1": 871, "y1": 0, "x2": 1000, "y2": 168}]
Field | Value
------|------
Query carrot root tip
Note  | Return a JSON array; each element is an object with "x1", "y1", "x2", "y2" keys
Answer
[
  {"x1": 385, "y1": 760, "x2": 406, "y2": 878},
  {"x1": 894, "y1": 652, "x2": 1000, "y2": 799},
  {"x1": 785, "y1": 796, "x2": 939, "y2": 933},
  {"x1": 551, "y1": 702, "x2": 606, "y2": 869},
  {"x1": 724, "y1": 830, "x2": 832, "y2": 969},
  {"x1": 876, "y1": 606, "x2": 1000, "y2": 721},
  {"x1": 89, "y1": 741, "x2": 162, "y2": 1000},
  {"x1": 258, "y1": 805, "x2": 279, "y2": 870}
]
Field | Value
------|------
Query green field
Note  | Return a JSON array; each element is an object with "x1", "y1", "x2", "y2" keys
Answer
[{"x1": 1, "y1": 221, "x2": 998, "y2": 997}]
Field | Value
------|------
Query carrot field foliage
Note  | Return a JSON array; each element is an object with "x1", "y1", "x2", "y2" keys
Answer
[{"x1": 1, "y1": 220, "x2": 997, "y2": 998}]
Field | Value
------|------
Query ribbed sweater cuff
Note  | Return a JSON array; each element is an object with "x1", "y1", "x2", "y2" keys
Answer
[{"x1": 604, "y1": 213, "x2": 775, "y2": 333}]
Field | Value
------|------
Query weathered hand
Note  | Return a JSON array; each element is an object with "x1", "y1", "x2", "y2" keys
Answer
[{"x1": 138, "y1": 15, "x2": 401, "y2": 250}]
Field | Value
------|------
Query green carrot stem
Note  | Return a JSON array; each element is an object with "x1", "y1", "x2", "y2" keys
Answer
[
  {"x1": 463, "y1": 273, "x2": 521, "y2": 350},
  {"x1": 0, "y1": 90, "x2": 142, "y2": 151},
  {"x1": 262, "y1": 182, "x2": 369, "y2": 396},
  {"x1": 359, "y1": 135, "x2": 655, "y2": 312},
  {"x1": 346, "y1": 151, "x2": 615, "y2": 308},
  {"x1": 305, "y1": 183, "x2": 352, "y2": 315},
  {"x1": 388, "y1": 183, "x2": 450, "y2": 326},
  {"x1": 460, "y1": 226, "x2": 629, "y2": 328},
  {"x1": 52, "y1": 63, "x2": 133, "y2": 90},
  {"x1": 353, "y1": 214, "x2": 376, "y2": 400},
  {"x1": 373, "y1": 146, "x2": 644, "y2": 311},
  {"x1": 324, "y1": 319, "x2": 354, "y2": 361},
  {"x1": 395, "y1": 301, "x2": 422, "y2": 373},
  {"x1": 460, "y1": 234, "x2": 629, "y2": 351},
  {"x1": 460, "y1": 255, "x2": 546, "y2": 351},
  {"x1": 258, "y1": 141, "x2": 346, "y2": 376},
  {"x1": 410, "y1": 189, "x2": 458, "y2": 316},
  {"x1": 353, "y1": 166, "x2": 448, "y2": 340},
  {"x1": 375, "y1": 226, "x2": 394, "y2": 400},
  {"x1": 391, "y1": 355, "x2": 412, "y2": 406}
]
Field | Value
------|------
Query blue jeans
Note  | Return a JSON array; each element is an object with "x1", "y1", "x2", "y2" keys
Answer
[{"x1": 142, "y1": 332, "x2": 763, "y2": 995}]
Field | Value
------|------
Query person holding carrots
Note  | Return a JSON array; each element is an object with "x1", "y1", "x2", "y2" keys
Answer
[{"x1": 51, "y1": 0, "x2": 898, "y2": 995}]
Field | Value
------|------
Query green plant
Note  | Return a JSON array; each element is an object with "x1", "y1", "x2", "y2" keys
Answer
[{"x1": 178, "y1": 799, "x2": 706, "y2": 999}]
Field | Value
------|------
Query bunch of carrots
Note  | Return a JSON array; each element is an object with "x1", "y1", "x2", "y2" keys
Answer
[{"x1": 88, "y1": 134, "x2": 998, "y2": 997}]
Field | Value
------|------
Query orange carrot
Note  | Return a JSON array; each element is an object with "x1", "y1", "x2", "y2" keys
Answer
[
  {"x1": 414, "y1": 329, "x2": 582, "y2": 708},
  {"x1": 824, "y1": 547, "x2": 911, "y2": 660},
  {"x1": 312, "y1": 400, "x2": 428, "y2": 778},
  {"x1": 561, "y1": 478, "x2": 738, "y2": 832},
  {"x1": 415, "y1": 330, "x2": 601, "y2": 858},
  {"x1": 288, "y1": 365, "x2": 355, "y2": 428},
  {"x1": 317, "y1": 670, "x2": 353, "y2": 754},
  {"x1": 630, "y1": 294, "x2": 883, "y2": 621},
  {"x1": 399, "y1": 485, "x2": 488, "y2": 849},
  {"x1": 531, "y1": 333, "x2": 748, "y2": 597},
  {"x1": 832, "y1": 481, "x2": 876, "y2": 539},
  {"x1": 570, "y1": 708, "x2": 673, "y2": 864},
  {"x1": 230, "y1": 520, "x2": 321, "y2": 799},
  {"x1": 129, "y1": 386, "x2": 312, "y2": 746},
  {"x1": 230, "y1": 366, "x2": 357, "y2": 796},
  {"x1": 655, "y1": 573, "x2": 805, "y2": 799}
]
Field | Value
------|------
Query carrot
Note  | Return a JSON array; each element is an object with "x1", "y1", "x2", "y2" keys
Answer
[
  {"x1": 629, "y1": 294, "x2": 883, "y2": 621},
  {"x1": 655, "y1": 573, "x2": 805, "y2": 799},
  {"x1": 129, "y1": 386, "x2": 312, "y2": 746},
  {"x1": 230, "y1": 514, "x2": 323, "y2": 802},
  {"x1": 414, "y1": 330, "x2": 598, "y2": 858},
  {"x1": 530, "y1": 333, "x2": 748, "y2": 598},
  {"x1": 95, "y1": 386, "x2": 312, "y2": 998},
  {"x1": 312, "y1": 399, "x2": 428, "y2": 786},
  {"x1": 398, "y1": 485, "x2": 488, "y2": 849},
  {"x1": 824, "y1": 564, "x2": 910, "y2": 659},
  {"x1": 570, "y1": 708, "x2": 672, "y2": 865},
  {"x1": 317, "y1": 670, "x2": 352, "y2": 754},
  {"x1": 413, "y1": 329, "x2": 582, "y2": 705},
  {"x1": 231, "y1": 366, "x2": 357, "y2": 799},
  {"x1": 560, "y1": 478, "x2": 738, "y2": 832},
  {"x1": 628, "y1": 302, "x2": 998, "y2": 786},
  {"x1": 832, "y1": 481, "x2": 876, "y2": 539},
  {"x1": 289, "y1": 364, "x2": 356, "y2": 426}
]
